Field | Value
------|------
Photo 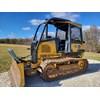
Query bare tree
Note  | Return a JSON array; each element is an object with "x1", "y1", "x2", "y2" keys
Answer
[{"x1": 84, "y1": 25, "x2": 100, "y2": 53}]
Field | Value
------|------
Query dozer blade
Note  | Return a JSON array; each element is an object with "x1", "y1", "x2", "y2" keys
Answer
[
  {"x1": 39, "y1": 57, "x2": 88, "y2": 81},
  {"x1": 8, "y1": 48, "x2": 26, "y2": 86}
]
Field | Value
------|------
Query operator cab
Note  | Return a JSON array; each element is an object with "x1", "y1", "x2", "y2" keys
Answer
[
  {"x1": 31, "y1": 17, "x2": 83, "y2": 63},
  {"x1": 32, "y1": 18, "x2": 83, "y2": 51}
]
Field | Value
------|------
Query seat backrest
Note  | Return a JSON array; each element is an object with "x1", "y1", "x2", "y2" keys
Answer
[
  {"x1": 8, "y1": 48, "x2": 21, "y2": 63},
  {"x1": 55, "y1": 38, "x2": 60, "y2": 51},
  {"x1": 59, "y1": 40, "x2": 65, "y2": 51}
]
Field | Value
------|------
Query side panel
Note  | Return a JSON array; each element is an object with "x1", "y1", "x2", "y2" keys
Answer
[
  {"x1": 38, "y1": 40, "x2": 57, "y2": 58},
  {"x1": 71, "y1": 43, "x2": 85, "y2": 52},
  {"x1": 31, "y1": 40, "x2": 61, "y2": 69},
  {"x1": 71, "y1": 43, "x2": 85, "y2": 58}
]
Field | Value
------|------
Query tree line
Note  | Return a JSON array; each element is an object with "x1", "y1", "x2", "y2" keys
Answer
[
  {"x1": 0, "y1": 25, "x2": 100, "y2": 53},
  {"x1": 0, "y1": 38, "x2": 32, "y2": 45}
]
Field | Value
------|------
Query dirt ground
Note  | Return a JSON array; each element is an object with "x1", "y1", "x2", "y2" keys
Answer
[{"x1": 0, "y1": 59, "x2": 100, "y2": 87}]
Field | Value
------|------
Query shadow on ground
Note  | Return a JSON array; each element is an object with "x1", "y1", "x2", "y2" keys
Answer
[
  {"x1": 25, "y1": 63, "x2": 100, "y2": 87},
  {"x1": 87, "y1": 63, "x2": 100, "y2": 73}
]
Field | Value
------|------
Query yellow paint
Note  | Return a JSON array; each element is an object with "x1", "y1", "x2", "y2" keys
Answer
[
  {"x1": 78, "y1": 60, "x2": 84, "y2": 69},
  {"x1": 79, "y1": 53, "x2": 84, "y2": 58},
  {"x1": 31, "y1": 40, "x2": 60, "y2": 68},
  {"x1": 30, "y1": 41, "x2": 85, "y2": 74},
  {"x1": 17, "y1": 63, "x2": 25, "y2": 87},
  {"x1": 31, "y1": 60, "x2": 41, "y2": 68},
  {"x1": 71, "y1": 43, "x2": 84, "y2": 52},
  {"x1": 54, "y1": 21, "x2": 82, "y2": 28},
  {"x1": 69, "y1": 21, "x2": 82, "y2": 28},
  {"x1": 38, "y1": 40, "x2": 57, "y2": 58}
]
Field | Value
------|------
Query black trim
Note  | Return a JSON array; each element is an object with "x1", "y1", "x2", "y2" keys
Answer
[
  {"x1": 66, "y1": 51, "x2": 85, "y2": 58},
  {"x1": 36, "y1": 22, "x2": 48, "y2": 50},
  {"x1": 31, "y1": 43, "x2": 38, "y2": 63},
  {"x1": 8, "y1": 48, "x2": 21, "y2": 63},
  {"x1": 33, "y1": 22, "x2": 46, "y2": 40},
  {"x1": 41, "y1": 37, "x2": 58, "y2": 42},
  {"x1": 78, "y1": 50, "x2": 85, "y2": 52},
  {"x1": 80, "y1": 28, "x2": 83, "y2": 42},
  {"x1": 71, "y1": 41, "x2": 84, "y2": 44}
]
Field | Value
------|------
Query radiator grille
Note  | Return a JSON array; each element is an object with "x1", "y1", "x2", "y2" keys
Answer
[{"x1": 41, "y1": 45, "x2": 51, "y2": 53}]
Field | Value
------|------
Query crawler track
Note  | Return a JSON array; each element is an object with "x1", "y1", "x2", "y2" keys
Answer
[{"x1": 39, "y1": 57, "x2": 88, "y2": 81}]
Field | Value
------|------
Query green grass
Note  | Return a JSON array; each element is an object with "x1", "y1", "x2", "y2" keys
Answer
[
  {"x1": 84, "y1": 52, "x2": 100, "y2": 61},
  {"x1": 0, "y1": 44, "x2": 100, "y2": 73},
  {"x1": 0, "y1": 44, "x2": 30, "y2": 73}
]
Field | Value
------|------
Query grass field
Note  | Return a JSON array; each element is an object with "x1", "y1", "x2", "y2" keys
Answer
[
  {"x1": 84, "y1": 52, "x2": 100, "y2": 61},
  {"x1": 0, "y1": 44, "x2": 100, "y2": 73},
  {"x1": 0, "y1": 44, "x2": 30, "y2": 73}
]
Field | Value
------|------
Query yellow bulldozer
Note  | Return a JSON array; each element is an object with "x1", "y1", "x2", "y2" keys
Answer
[{"x1": 8, "y1": 17, "x2": 88, "y2": 86}]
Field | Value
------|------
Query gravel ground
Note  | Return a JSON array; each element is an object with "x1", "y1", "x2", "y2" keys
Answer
[
  {"x1": 25, "y1": 59, "x2": 100, "y2": 87},
  {"x1": 0, "y1": 59, "x2": 100, "y2": 87},
  {"x1": 0, "y1": 72, "x2": 11, "y2": 87}
]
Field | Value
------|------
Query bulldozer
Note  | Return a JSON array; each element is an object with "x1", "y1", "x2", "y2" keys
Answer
[{"x1": 8, "y1": 17, "x2": 88, "y2": 86}]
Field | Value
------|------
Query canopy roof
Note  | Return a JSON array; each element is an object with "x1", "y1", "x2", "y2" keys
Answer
[{"x1": 47, "y1": 17, "x2": 82, "y2": 31}]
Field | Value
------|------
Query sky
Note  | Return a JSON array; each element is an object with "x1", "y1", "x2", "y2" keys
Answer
[{"x1": 0, "y1": 12, "x2": 100, "y2": 39}]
